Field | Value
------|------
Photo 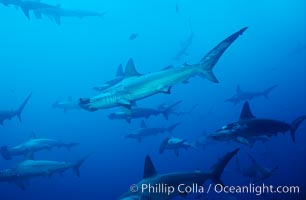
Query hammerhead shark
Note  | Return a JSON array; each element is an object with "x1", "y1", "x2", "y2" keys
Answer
[
  {"x1": 33, "y1": 4, "x2": 106, "y2": 25},
  {"x1": 52, "y1": 97, "x2": 80, "y2": 113},
  {"x1": 236, "y1": 154, "x2": 278, "y2": 183},
  {"x1": 0, "y1": 133, "x2": 79, "y2": 160},
  {"x1": 108, "y1": 100, "x2": 182, "y2": 123},
  {"x1": 119, "y1": 148, "x2": 239, "y2": 199},
  {"x1": 125, "y1": 120, "x2": 180, "y2": 143},
  {"x1": 79, "y1": 27, "x2": 247, "y2": 111},
  {"x1": 225, "y1": 85, "x2": 278, "y2": 105},
  {"x1": 159, "y1": 137, "x2": 197, "y2": 157},
  {"x1": 0, "y1": 92, "x2": 32, "y2": 125},
  {"x1": 209, "y1": 101, "x2": 306, "y2": 146},
  {"x1": 0, "y1": 156, "x2": 88, "y2": 190}
]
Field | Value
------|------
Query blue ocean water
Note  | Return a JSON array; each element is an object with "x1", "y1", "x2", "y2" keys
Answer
[{"x1": 0, "y1": 0, "x2": 305, "y2": 199}]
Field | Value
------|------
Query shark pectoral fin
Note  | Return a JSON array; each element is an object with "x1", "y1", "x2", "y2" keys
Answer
[
  {"x1": 14, "y1": 181, "x2": 26, "y2": 190},
  {"x1": 158, "y1": 86, "x2": 172, "y2": 94},
  {"x1": 118, "y1": 99, "x2": 131, "y2": 106}
]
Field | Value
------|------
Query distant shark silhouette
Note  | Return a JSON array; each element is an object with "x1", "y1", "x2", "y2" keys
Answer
[
  {"x1": 225, "y1": 85, "x2": 278, "y2": 105},
  {"x1": 108, "y1": 100, "x2": 182, "y2": 123},
  {"x1": 159, "y1": 137, "x2": 197, "y2": 157},
  {"x1": 52, "y1": 97, "x2": 80, "y2": 113},
  {"x1": 125, "y1": 120, "x2": 180, "y2": 143},
  {"x1": 0, "y1": 155, "x2": 88, "y2": 190},
  {"x1": 33, "y1": 5, "x2": 106, "y2": 25},
  {"x1": 0, "y1": 132, "x2": 79, "y2": 160}
]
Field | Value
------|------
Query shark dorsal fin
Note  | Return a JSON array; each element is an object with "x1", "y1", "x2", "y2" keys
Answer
[
  {"x1": 239, "y1": 101, "x2": 255, "y2": 120},
  {"x1": 143, "y1": 155, "x2": 157, "y2": 179},
  {"x1": 116, "y1": 64, "x2": 124, "y2": 77},
  {"x1": 124, "y1": 58, "x2": 141, "y2": 77},
  {"x1": 140, "y1": 120, "x2": 147, "y2": 128}
]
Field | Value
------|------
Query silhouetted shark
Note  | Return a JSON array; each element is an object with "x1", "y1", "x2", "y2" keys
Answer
[
  {"x1": 33, "y1": 5, "x2": 106, "y2": 25},
  {"x1": 225, "y1": 85, "x2": 278, "y2": 105},
  {"x1": 79, "y1": 27, "x2": 247, "y2": 111},
  {"x1": 0, "y1": 156, "x2": 88, "y2": 190},
  {"x1": 108, "y1": 100, "x2": 182, "y2": 123},
  {"x1": 125, "y1": 120, "x2": 180, "y2": 143},
  {"x1": 159, "y1": 137, "x2": 197, "y2": 156},
  {"x1": 119, "y1": 148, "x2": 239, "y2": 199},
  {"x1": 52, "y1": 97, "x2": 80, "y2": 112},
  {"x1": 19, "y1": 0, "x2": 56, "y2": 19},
  {"x1": 0, "y1": 133, "x2": 79, "y2": 160},
  {"x1": 0, "y1": 93, "x2": 32, "y2": 125},
  {"x1": 210, "y1": 101, "x2": 306, "y2": 146}
]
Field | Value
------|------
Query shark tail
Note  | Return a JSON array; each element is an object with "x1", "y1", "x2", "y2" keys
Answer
[
  {"x1": 208, "y1": 148, "x2": 240, "y2": 185},
  {"x1": 290, "y1": 115, "x2": 306, "y2": 142},
  {"x1": 159, "y1": 138, "x2": 170, "y2": 154},
  {"x1": 167, "y1": 122, "x2": 181, "y2": 133},
  {"x1": 263, "y1": 84, "x2": 278, "y2": 99},
  {"x1": 195, "y1": 27, "x2": 247, "y2": 83},
  {"x1": 16, "y1": 93, "x2": 32, "y2": 123},
  {"x1": 0, "y1": 146, "x2": 11, "y2": 160},
  {"x1": 161, "y1": 100, "x2": 182, "y2": 119},
  {"x1": 73, "y1": 154, "x2": 90, "y2": 177}
]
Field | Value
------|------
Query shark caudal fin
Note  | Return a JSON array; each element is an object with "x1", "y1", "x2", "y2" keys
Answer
[
  {"x1": 208, "y1": 148, "x2": 240, "y2": 185},
  {"x1": 159, "y1": 137, "x2": 170, "y2": 154},
  {"x1": 262, "y1": 84, "x2": 278, "y2": 99},
  {"x1": 16, "y1": 93, "x2": 32, "y2": 123},
  {"x1": 0, "y1": 146, "x2": 11, "y2": 160},
  {"x1": 73, "y1": 154, "x2": 90, "y2": 177},
  {"x1": 195, "y1": 27, "x2": 247, "y2": 83},
  {"x1": 167, "y1": 122, "x2": 181, "y2": 133},
  {"x1": 290, "y1": 115, "x2": 306, "y2": 142},
  {"x1": 161, "y1": 100, "x2": 182, "y2": 119}
]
